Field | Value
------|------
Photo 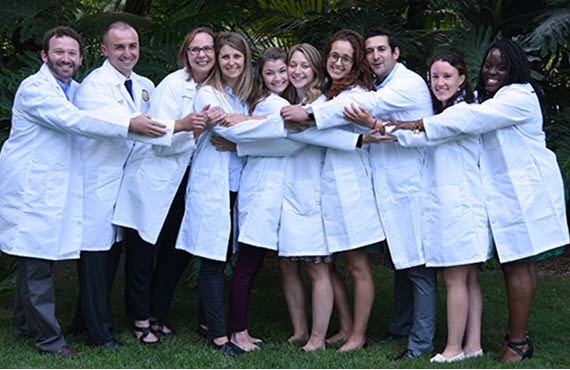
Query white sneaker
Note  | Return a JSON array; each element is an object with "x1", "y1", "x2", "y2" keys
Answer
[
  {"x1": 464, "y1": 349, "x2": 484, "y2": 359},
  {"x1": 430, "y1": 351, "x2": 465, "y2": 363}
]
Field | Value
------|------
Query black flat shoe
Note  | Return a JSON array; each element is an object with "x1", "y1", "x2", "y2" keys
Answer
[
  {"x1": 380, "y1": 331, "x2": 405, "y2": 344},
  {"x1": 150, "y1": 320, "x2": 175, "y2": 337},
  {"x1": 210, "y1": 341, "x2": 245, "y2": 357},
  {"x1": 133, "y1": 325, "x2": 161, "y2": 345},
  {"x1": 508, "y1": 336, "x2": 534, "y2": 360},
  {"x1": 392, "y1": 348, "x2": 419, "y2": 361}
]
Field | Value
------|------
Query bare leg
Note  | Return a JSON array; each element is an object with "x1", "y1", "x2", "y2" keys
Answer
[
  {"x1": 339, "y1": 250, "x2": 373, "y2": 352},
  {"x1": 500, "y1": 261, "x2": 536, "y2": 362},
  {"x1": 440, "y1": 265, "x2": 469, "y2": 359},
  {"x1": 327, "y1": 256, "x2": 353, "y2": 344},
  {"x1": 280, "y1": 260, "x2": 308, "y2": 342},
  {"x1": 463, "y1": 265, "x2": 483, "y2": 356},
  {"x1": 301, "y1": 262, "x2": 334, "y2": 351}
]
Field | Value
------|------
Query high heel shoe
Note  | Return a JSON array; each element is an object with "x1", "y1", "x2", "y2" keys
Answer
[{"x1": 507, "y1": 336, "x2": 533, "y2": 360}]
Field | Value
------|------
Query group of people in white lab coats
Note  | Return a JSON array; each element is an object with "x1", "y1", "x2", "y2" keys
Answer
[{"x1": 0, "y1": 20, "x2": 567, "y2": 364}]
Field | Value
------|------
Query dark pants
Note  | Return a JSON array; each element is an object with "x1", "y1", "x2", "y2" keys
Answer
[
  {"x1": 198, "y1": 191, "x2": 236, "y2": 339},
  {"x1": 388, "y1": 265, "x2": 437, "y2": 355},
  {"x1": 14, "y1": 257, "x2": 66, "y2": 352},
  {"x1": 124, "y1": 169, "x2": 190, "y2": 321},
  {"x1": 227, "y1": 243, "x2": 266, "y2": 333},
  {"x1": 73, "y1": 242, "x2": 122, "y2": 345}
]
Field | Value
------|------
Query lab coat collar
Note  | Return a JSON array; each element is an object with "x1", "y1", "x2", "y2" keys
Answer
[
  {"x1": 39, "y1": 63, "x2": 77, "y2": 100},
  {"x1": 101, "y1": 59, "x2": 140, "y2": 111}
]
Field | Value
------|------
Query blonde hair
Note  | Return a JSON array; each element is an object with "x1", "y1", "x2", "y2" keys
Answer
[
  {"x1": 202, "y1": 31, "x2": 253, "y2": 105},
  {"x1": 176, "y1": 27, "x2": 215, "y2": 82},
  {"x1": 284, "y1": 43, "x2": 325, "y2": 105}
]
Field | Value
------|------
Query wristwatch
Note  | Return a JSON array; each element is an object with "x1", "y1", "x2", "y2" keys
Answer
[{"x1": 306, "y1": 106, "x2": 315, "y2": 121}]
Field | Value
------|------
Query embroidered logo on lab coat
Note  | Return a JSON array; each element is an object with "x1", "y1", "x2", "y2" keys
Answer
[{"x1": 142, "y1": 89, "x2": 149, "y2": 102}]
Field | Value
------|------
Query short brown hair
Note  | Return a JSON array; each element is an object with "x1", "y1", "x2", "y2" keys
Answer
[{"x1": 42, "y1": 26, "x2": 83, "y2": 56}]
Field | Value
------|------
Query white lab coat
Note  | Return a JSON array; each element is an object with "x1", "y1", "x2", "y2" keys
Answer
[
  {"x1": 422, "y1": 83, "x2": 569, "y2": 262},
  {"x1": 311, "y1": 87, "x2": 385, "y2": 253},
  {"x1": 392, "y1": 120, "x2": 493, "y2": 267},
  {"x1": 112, "y1": 69, "x2": 197, "y2": 244},
  {"x1": 0, "y1": 64, "x2": 132, "y2": 260},
  {"x1": 313, "y1": 63, "x2": 433, "y2": 269},
  {"x1": 278, "y1": 96, "x2": 360, "y2": 257},
  {"x1": 74, "y1": 60, "x2": 168, "y2": 252},
  {"x1": 175, "y1": 85, "x2": 250, "y2": 261},
  {"x1": 230, "y1": 93, "x2": 292, "y2": 250}
]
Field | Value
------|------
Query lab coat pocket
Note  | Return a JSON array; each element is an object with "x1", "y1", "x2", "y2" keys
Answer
[
  {"x1": 333, "y1": 167, "x2": 361, "y2": 207},
  {"x1": 384, "y1": 161, "x2": 422, "y2": 199},
  {"x1": 25, "y1": 167, "x2": 67, "y2": 210},
  {"x1": 285, "y1": 179, "x2": 318, "y2": 216},
  {"x1": 136, "y1": 152, "x2": 178, "y2": 191},
  {"x1": 96, "y1": 167, "x2": 122, "y2": 201}
]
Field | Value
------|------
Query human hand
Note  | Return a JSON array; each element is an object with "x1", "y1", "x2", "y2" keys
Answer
[
  {"x1": 210, "y1": 135, "x2": 236, "y2": 152},
  {"x1": 343, "y1": 103, "x2": 378, "y2": 131},
  {"x1": 129, "y1": 114, "x2": 167, "y2": 137},
  {"x1": 284, "y1": 120, "x2": 310, "y2": 132},
  {"x1": 281, "y1": 105, "x2": 309, "y2": 122},
  {"x1": 361, "y1": 128, "x2": 397, "y2": 144},
  {"x1": 219, "y1": 113, "x2": 248, "y2": 127},
  {"x1": 204, "y1": 106, "x2": 226, "y2": 128},
  {"x1": 383, "y1": 118, "x2": 424, "y2": 134}
]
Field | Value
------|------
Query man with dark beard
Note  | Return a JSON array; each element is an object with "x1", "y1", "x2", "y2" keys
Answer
[{"x1": 0, "y1": 26, "x2": 167, "y2": 357}]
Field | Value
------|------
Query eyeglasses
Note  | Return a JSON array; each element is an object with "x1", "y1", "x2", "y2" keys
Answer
[
  {"x1": 188, "y1": 46, "x2": 214, "y2": 55},
  {"x1": 329, "y1": 52, "x2": 353, "y2": 65}
]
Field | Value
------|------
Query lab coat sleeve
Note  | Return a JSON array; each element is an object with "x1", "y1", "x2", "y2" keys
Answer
[
  {"x1": 74, "y1": 78, "x2": 173, "y2": 146},
  {"x1": 213, "y1": 113, "x2": 286, "y2": 143},
  {"x1": 149, "y1": 76, "x2": 196, "y2": 157},
  {"x1": 18, "y1": 78, "x2": 130, "y2": 139},
  {"x1": 391, "y1": 129, "x2": 469, "y2": 147},
  {"x1": 287, "y1": 127, "x2": 359, "y2": 151},
  {"x1": 313, "y1": 75, "x2": 426, "y2": 130},
  {"x1": 236, "y1": 138, "x2": 306, "y2": 157},
  {"x1": 423, "y1": 84, "x2": 536, "y2": 140}
]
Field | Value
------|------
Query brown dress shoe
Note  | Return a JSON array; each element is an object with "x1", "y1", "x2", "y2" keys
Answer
[{"x1": 53, "y1": 345, "x2": 83, "y2": 358}]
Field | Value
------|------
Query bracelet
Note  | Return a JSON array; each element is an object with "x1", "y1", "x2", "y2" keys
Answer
[
  {"x1": 372, "y1": 119, "x2": 378, "y2": 130},
  {"x1": 412, "y1": 120, "x2": 420, "y2": 134}
]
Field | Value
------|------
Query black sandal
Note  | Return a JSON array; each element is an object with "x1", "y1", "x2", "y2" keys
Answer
[
  {"x1": 133, "y1": 325, "x2": 161, "y2": 345},
  {"x1": 150, "y1": 320, "x2": 175, "y2": 337},
  {"x1": 507, "y1": 336, "x2": 533, "y2": 360}
]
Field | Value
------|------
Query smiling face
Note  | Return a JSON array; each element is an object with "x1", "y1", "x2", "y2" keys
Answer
[
  {"x1": 326, "y1": 40, "x2": 354, "y2": 83},
  {"x1": 41, "y1": 35, "x2": 82, "y2": 85},
  {"x1": 430, "y1": 60, "x2": 465, "y2": 105},
  {"x1": 287, "y1": 50, "x2": 315, "y2": 99},
  {"x1": 101, "y1": 26, "x2": 139, "y2": 78},
  {"x1": 218, "y1": 44, "x2": 244, "y2": 89},
  {"x1": 262, "y1": 59, "x2": 289, "y2": 95},
  {"x1": 187, "y1": 32, "x2": 215, "y2": 83},
  {"x1": 365, "y1": 35, "x2": 399, "y2": 83},
  {"x1": 482, "y1": 48, "x2": 508, "y2": 94}
]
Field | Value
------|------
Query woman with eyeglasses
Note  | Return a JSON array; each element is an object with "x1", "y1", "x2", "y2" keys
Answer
[
  {"x1": 280, "y1": 30, "x2": 383, "y2": 352},
  {"x1": 112, "y1": 27, "x2": 223, "y2": 344},
  {"x1": 174, "y1": 31, "x2": 253, "y2": 357}
]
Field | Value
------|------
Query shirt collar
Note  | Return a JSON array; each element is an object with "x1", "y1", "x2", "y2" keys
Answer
[
  {"x1": 55, "y1": 78, "x2": 71, "y2": 101},
  {"x1": 375, "y1": 62, "x2": 400, "y2": 90}
]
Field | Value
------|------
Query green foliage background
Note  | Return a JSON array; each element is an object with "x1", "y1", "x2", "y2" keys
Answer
[{"x1": 0, "y1": 0, "x2": 569, "y2": 287}]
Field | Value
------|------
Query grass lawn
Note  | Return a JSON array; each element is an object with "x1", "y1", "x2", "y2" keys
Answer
[{"x1": 0, "y1": 252, "x2": 569, "y2": 368}]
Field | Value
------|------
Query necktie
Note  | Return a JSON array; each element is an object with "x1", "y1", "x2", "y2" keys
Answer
[{"x1": 124, "y1": 79, "x2": 133, "y2": 100}]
